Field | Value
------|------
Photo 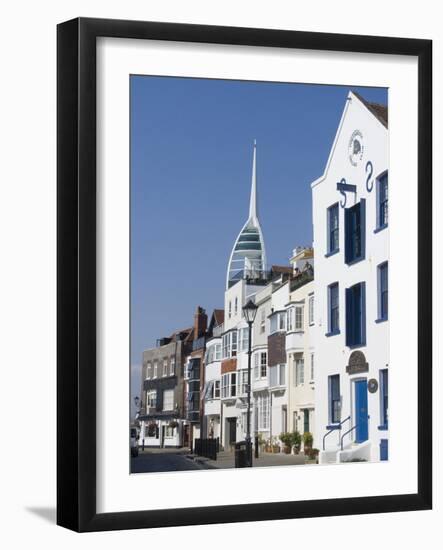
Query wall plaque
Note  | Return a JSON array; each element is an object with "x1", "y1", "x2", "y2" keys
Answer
[{"x1": 346, "y1": 350, "x2": 369, "y2": 374}]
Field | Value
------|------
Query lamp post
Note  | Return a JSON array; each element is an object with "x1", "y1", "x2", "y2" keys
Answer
[{"x1": 243, "y1": 298, "x2": 258, "y2": 467}]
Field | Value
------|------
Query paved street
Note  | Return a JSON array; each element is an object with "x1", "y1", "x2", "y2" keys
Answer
[
  {"x1": 131, "y1": 450, "x2": 207, "y2": 473},
  {"x1": 131, "y1": 448, "x2": 313, "y2": 473},
  {"x1": 193, "y1": 450, "x2": 309, "y2": 469}
]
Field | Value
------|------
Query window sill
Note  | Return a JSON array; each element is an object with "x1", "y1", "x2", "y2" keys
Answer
[
  {"x1": 345, "y1": 255, "x2": 365, "y2": 267},
  {"x1": 374, "y1": 224, "x2": 388, "y2": 234},
  {"x1": 378, "y1": 424, "x2": 388, "y2": 431},
  {"x1": 375, "y1": 317, "x2": 388, "y2": 324},
  {"x1": 325, "y1": 248, "x2": 340, "y2": 258},
  {"x1": 325, "y1": 330, "x2": 340, "y2": 337},
  {"x1": 347, "y1": 342, "x2": 366, "y2": 350},
  {"x1": 326, "y1": 424, "x2": 341, "y2": 431}
]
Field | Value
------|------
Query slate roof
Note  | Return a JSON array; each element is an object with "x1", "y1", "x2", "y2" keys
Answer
[{"x1": 352, "y1": 90, "x2": 388, "y2": 128}]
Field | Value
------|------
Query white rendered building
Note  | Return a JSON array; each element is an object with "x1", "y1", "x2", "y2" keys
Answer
[
  {"x1": 311, "y1": 91, "x2": 389, "y2": 464},
  {"x1": 286, "y1": 248, "x2": 316, "y2": 447},
  {"x1": 202, "y1": 310, "x2": 225, "y2": 440}
]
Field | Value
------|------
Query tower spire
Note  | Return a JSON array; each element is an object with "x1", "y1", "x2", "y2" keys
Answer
[{"x1": 248, "y1": 140, "x2": 257, "y2": 222}]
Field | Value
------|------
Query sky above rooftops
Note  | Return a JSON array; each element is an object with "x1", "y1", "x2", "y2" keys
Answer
[{"x1": 130, "y1": 76, "x2": 387, "y2": 390}]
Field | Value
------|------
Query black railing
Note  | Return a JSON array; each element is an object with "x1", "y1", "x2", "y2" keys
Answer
[
  {"x1": 290, "y1": 270, "x2": 314, "y2": 292},
  {"x1": 340, "y1": 425, "x2": 357, "y2": 450},
  {"x1": 322, "y1": 416, "x2": 350, "y2": 450},
  {"x1": 194, "y1": 438, "x2": 219, "y2": 460}
]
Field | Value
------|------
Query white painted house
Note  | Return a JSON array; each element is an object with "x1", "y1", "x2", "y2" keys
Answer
[
  {"x1": 202, "y1": 310, "x2": 225, "y2": 440},
  {"x1": 311, "y1": 91, "x2": 389, "y2": 464},
  {"x1": 286, "y1": 247, "x2": 316, "y2": 447}
]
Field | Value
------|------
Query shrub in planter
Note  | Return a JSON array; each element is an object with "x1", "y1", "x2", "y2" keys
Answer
[
  {"x1": 271, "y1": 436, "x2": 280, "y2": 453},
  {"x1": 303, "y1": 431, "x2": 313, "y2": 453},
  {"x1": 169, "y1": 420, "x2": 178, "y2": 429},
  {"x1": 308, "y1": 448, "x2": 319, "y2": 460},
  {"x1": 291, "y1": 431, "x2": 302, "y2": 454},
  {"x1": 279, "y1": 432, "x2": 293, "y2": 454}
]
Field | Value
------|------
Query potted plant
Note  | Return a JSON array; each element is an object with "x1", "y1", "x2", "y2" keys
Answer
[
  {"x1": 303, "y1": 431, "x2": 313, "y2": 454},
  {"x1": 271, "y1": 436, "x2": 280, "y2": 453},
  {"x1": 308, "y1": 448, "x2": 319, "y2": 462},
  {"x1": 291, "y1": 431, "x2": 302, "y2": 454},
  {"x1": 169, "y1": 420, "x2": 178, "y2": 429},
  {"x1": 257, "y1": 433, "x2": 265, "y2": 451},
  {"x1": 279, "y1": 432, "x2": 293, "y2": 454},
  {"x1": 264, "y1": 438, "x2": 272, "y2": 453}
]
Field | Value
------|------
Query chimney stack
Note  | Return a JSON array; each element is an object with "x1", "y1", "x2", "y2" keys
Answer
[{"x1": 194, "y1": 306, "x2": 207, "y2": 339}]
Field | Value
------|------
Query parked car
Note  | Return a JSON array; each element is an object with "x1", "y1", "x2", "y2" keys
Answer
[{"x1": 130, "y1": 427, "x2": 139, "y2": 457}]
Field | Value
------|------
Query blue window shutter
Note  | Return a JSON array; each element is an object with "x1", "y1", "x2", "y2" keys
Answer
[
  {"x1": 327, "y1": 285, "x2": 331, "y2": 332},
  {"x1": 360, "y1": 199, "x2": 366, "y2": 260},
  {"x1": 344, "y1": 207, "x2": 350, "y2": 263},
  {"x1": 326, "y1": 207, "x2": 330, "y2": 254},
  {"x1": 345, "y1": 287, "x2": 352, "y2": 346},
  {"x1": 361, "y1": 282, "x2": 366, "y2": 345},
  {"x1": 376, "y1": 178, "x2": 380, "y2": 228}
]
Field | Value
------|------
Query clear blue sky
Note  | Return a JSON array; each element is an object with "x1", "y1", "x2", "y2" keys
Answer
[{"x1": 130, "y1": 75, "x2": 387, "y2": 399}]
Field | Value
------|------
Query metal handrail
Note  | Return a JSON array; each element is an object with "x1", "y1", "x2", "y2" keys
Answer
[
  {"x1": 322, "y1": 416, "x2": 350, "y2": 450},
  {"x1": 340, "y1": 425, "x2": 357, "y2": 450}
]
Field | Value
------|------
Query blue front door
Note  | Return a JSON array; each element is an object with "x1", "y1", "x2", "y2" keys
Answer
[{"x1": 355, "y1": 380, "x2": 368, "y2": 443}]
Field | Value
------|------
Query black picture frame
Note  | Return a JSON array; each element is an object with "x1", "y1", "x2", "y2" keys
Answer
[{"x1": 57, "y1": 17, "x2": 432, "y2": 532}]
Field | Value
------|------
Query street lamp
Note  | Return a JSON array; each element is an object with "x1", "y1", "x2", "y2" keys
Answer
[{"x1": 243, "y1": 299, "x2": 258, "y2": 467}]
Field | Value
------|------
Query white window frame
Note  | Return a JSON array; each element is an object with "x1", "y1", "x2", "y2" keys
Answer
[
  {"x1": 287, "y1": 308, "x2": 294, "y2": 332},
  {"x1": 260, "y1": 308, "x2": 266, "y2": 334},
  {"x1": 295, "y1": 357, "x2": 305, "y2": 386},
  {"x1": 257, "y1": 393, "x2": 270, "y2": 431},
  {"x1": 270, "y1": 311, "x2": 286, "y2": 334},
  {"x1": 239, "y1": 327, "x2": 249, "y2": 352},
  {"x1": 146, "y1": 362, "x2": 152, "y2": 379},
  {"x1": 295, "y1": 306, "x2": 304, "y2": 331},
  {"x1": 221, "y1": 372, "x2": 237, "y2": 398},
  {"x1": 310, "y1": 353, "x2": 314, "y2": 381},
  {"x1": 269, "y1": 363, "x2": 286, "y2": 387},
  {"x1": 260, "y1": 351, "x2": 267, "y2": 378},
  {"x1": 222, "y1": 330, "x2": 238, "y2": 359},
  {"x1": 308, "y1": 294, "x2": 314, "y2": 325},
  {"x1": 170, "y1": 356, "x2": 175, "y2": 376},
  {"x1": 146, "y1": 389, "x2": 157, "y2": 407},
  {"x1": 237, "y1": 370, "x2": 248, "y2": 395},
  {"x1": 163, "y1": 359, "x2": 168, "y2": 376},
  {"x1": 165, "y1": 426, "x2": 175, "y2": 437},
  {"x1": 153, "y1": 362, "x2": 158, "y2": 378},
  {"x1": 214, "y1": 343, "x2": 221, "y2": 361},
  {"x1": 163, "y1": 389, "x2": 174, "y2": 411}
]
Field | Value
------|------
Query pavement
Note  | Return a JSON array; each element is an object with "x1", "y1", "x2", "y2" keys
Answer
[
  {"x1": 130, "y1": 447, "x2": 316, "y2": 473},
  {"x1": 186, "y1": 450, "x2": 312, "y2": 469}
]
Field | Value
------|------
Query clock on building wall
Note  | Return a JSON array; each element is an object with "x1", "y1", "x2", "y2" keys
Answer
[{"x1": 348, "y1": 130, "x2": 364, "y2": 166}]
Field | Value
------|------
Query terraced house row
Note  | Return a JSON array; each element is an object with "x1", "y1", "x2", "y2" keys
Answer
[{"x1": 137, "y1": 90, "x2": 389, "y2": 464}]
